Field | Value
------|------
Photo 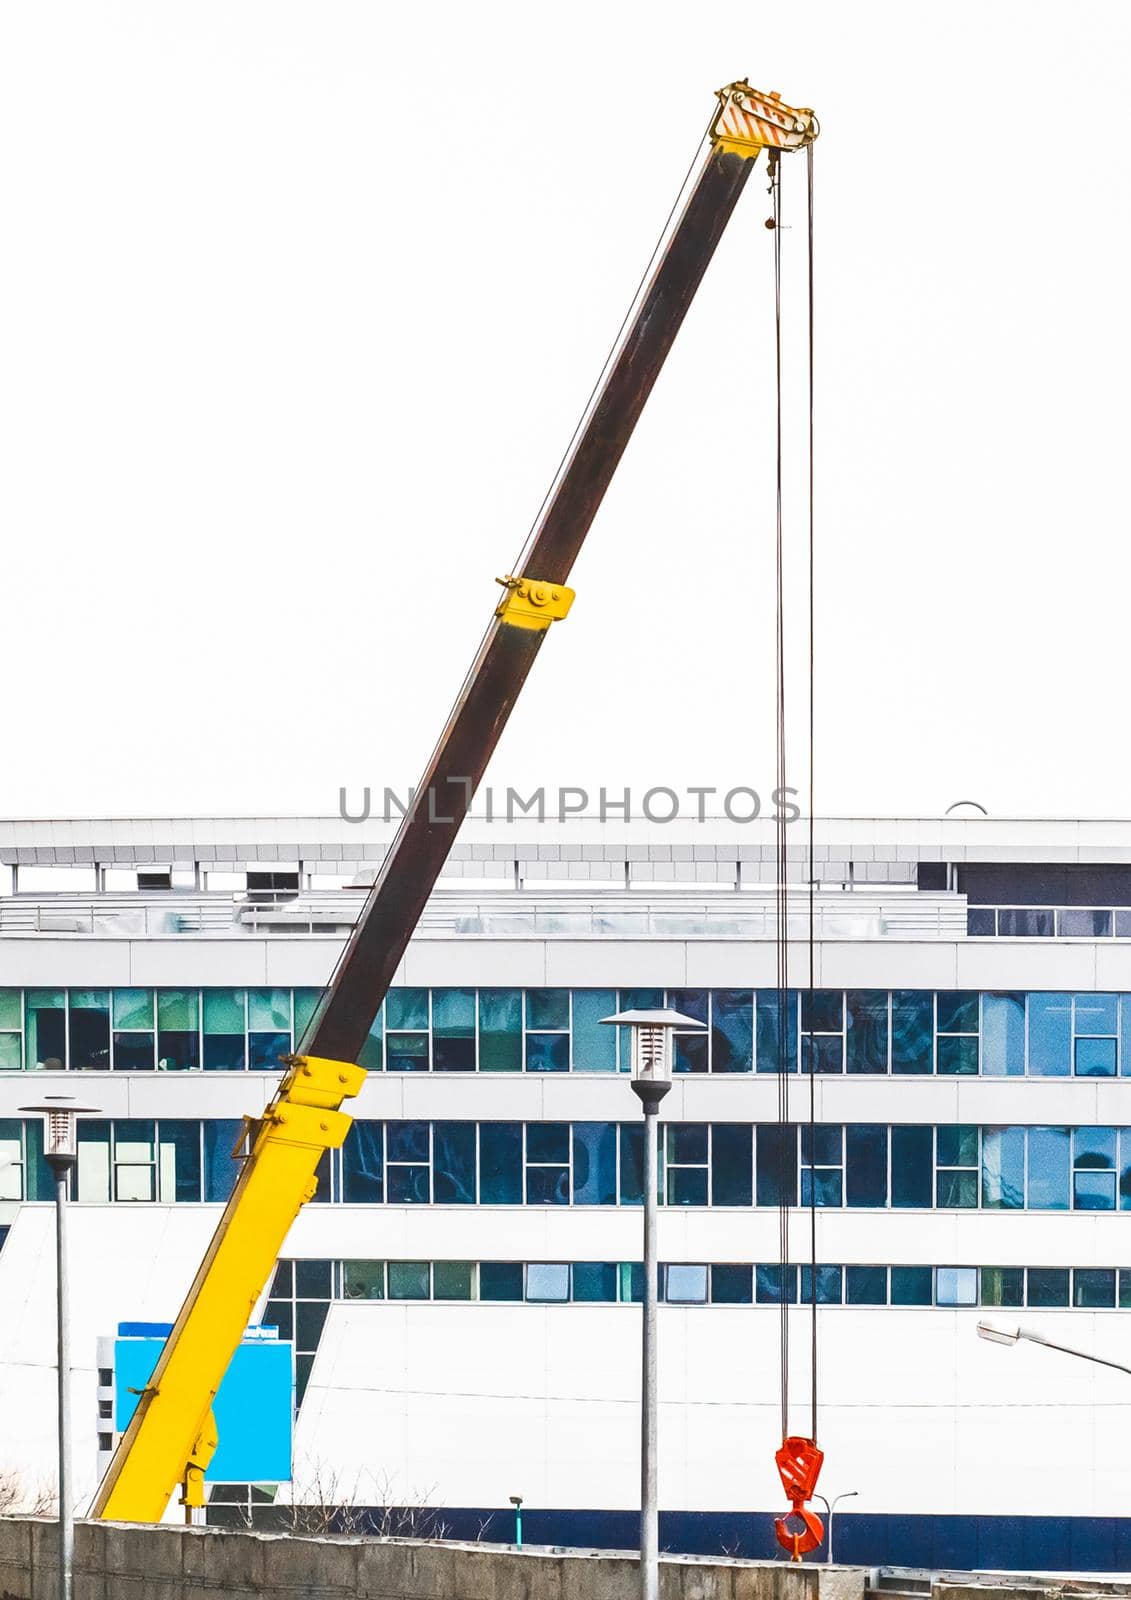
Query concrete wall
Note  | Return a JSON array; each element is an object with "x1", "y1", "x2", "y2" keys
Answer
[{"x1": 0, "y1": 1519, "x2": 867, "y2": 1600}]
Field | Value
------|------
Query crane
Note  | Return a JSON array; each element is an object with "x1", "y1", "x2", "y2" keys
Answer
[{"x1": 90, "y1": 79, "x2": 819, "y2": 1527}]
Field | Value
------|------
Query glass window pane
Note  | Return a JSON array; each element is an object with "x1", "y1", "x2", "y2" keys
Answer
[
  {"x1": 0, "y1": 1035, "x2": 22, "y2": 1072},
  {"x1": 998, "y1": 908, "x2": 1054, "y2": 937},
  {"x1": 70, "y1": 996, "x2": 111, "y2": 1070},
  {"x1": 1027, "y1": 1127, "x2": 1070, "y2": 1210},
  {"x1": 249, "y1": 1033, "x2": 289, "y2": 1071},
  {"x1": 846, "y1": 992, "x2": 888, "y2": 1073},
  {"x1": 0, "y1": 991, "x2": 21, "y2": 1031},
  {"x1": 982, "y1": 994, "x2": 1025, "y2": 1076},
  {"x1": 571, "y1": 990, "x2": 618, "y2": 1072},
  {"x1": 936, "y1": 1170, "x2": 978, "y2": 1207},
  {"x1": 799, "y1": 1265, "x2": 842, "y2": 1305},
  {"x1": 801, "y1": 1169, "x2": 842, "y2": 1206},
  {"x1": 890, "y1": 1126, "x2": 932, "y2": 1207},
  {"x1": 1074, "y1": 1170, "x2": 1115, "y2": 1210},
  {"x1": 202, "y1": 1033, "x2": 246, "y2": 1071},
  {"x1": 115, "y1": 1166, "x2": 155, "y2": 1202},
  {"x1": 571, "y1": 1123, "x2": 616, "y2": 1206},
  {"x1": 525, "y1": 1165, "x2": 569, "y2": 1205},
  {"x1": 890, "y1": 1266, "x2": 932, "y2": 1305},
  {"x1": 432, "y1": 1122, "x2": 476, "y2": 1205},
  {"x1": 526, "y1": 1263, "x2": 569, "y2": 1302},
  {"x1": 619, "y1": 1123, "x2": 644, "y2": 1206},
  {"x1": 385, "y1": 988, "x2": 428, "y2": 1031},
  {"x1": 937, "y1": 1125, "x2": 979, "y2": 1168},
  {"x1": 1120, "y1": 1269, "x2": 1131, "y2": 1310},
  {"x1": 293, "y1": 989, "x2": 320, "y2": 1041},
  {"x1": 845, "y1": 1125, "x2": 887, "y2": 1207},
  {"x1": 667, "y1": 1168, "x2": 708, "y2": 1206},
  {"x1": 527, "y1": 1122, "x2": 569, "y2": 1164},
  {"x1": 846, "y1": 1265, "x2": 887, "y2": 1305},
  {"x1": 711, "y1": 990, "x2": 753, "y2": 1074},
  {"x1": 478, "y1": 989, "x2": 522, "y2": 1072},
  {"x1": 433, "y1": 1261, "x2": 474, "y2": 1300},
  {"x1": 664, "y1": 1264, "x2": 708, "y2": 1304},
  {"x1": 711, "y1": 1124, "x2": 752, "y2": 1206},
  {"x1": 981, "y1": 1267, "x2": 1024, "y2": 1308},
  {"x1": 1075, "y1": 1037, "x2": 1116, "y2": 1077},
  {"x1": 667, "y1": 989, "x2": 709, "y2": 1024},
  {"x1": 1026, "y1": 1267, "x2": 1069, "y2": 1307},
  {"x1": 26, "y1": 992, "x2": 65, "y2": 1069},
  {"x1": 386, "y1": 1120, "x2": 429, "y2": 1164},
  {"x1": 711, "y1": 1264, "x2": 753, "y2": 1304},
  {"x1": 1075, "y1": 994, "x2": 1118, "y2": 1035},
  {"x1": 340, "y1": 1126, "x2": 385, "y2": 1203},
  {"x1": 756, "y1": 991, "x2": 797, "y2": 1074},
  {"x1": 480, "y1": 1124, "x2": 522, "y2": 1204},
  {"x1": 357, "y1": 1008, "x2": 383, "y2": 1074},
  {"x1": 388, "y1": 1261, "x2": 430, "y2": 1300},
  {"x1": 525, "y1": 1033, "x2": 569, "y2": 1073},
  {"x1": 386, "y1": 1033, "x2": 429, "y2": 1072},
  {"x1": 248, "y1": 989, "x2": 290, "y2": 1032},
  {"x1": 526, "y1": 990, "x2": 569, "y2": 1031},
  {"x1": 265, "y1": 1299, "x2": 293, "y2": 1341},
  {"x1": 572, "y1": 1262, "x2": 617, "y2": 1302},
  {"x1": 432, "y1": 989, "x2": 475, "y2": 1037},
  {"x1": 1074, "y1": 1126, "x2": 1116, "y2": 1168},
  {"x1": 982, "y1": 1126, "x2": 1025, "y2": 1209},
  {"x1": 801, "y1": 1034, "x2": 843, "y2": 1074},
  {"x1": 1029, "y1": 993, "x2": 1071, "y2": 1076},
  {"x1": 1121, "y1": 1131, "x2": 1131, "y2": 1212},
  {"x1": 158, "y1": 1121, "x2": 201, "y2": 1202},
  {"x1": 203, "y1": 1120, "x2": 242, "y2": 1202},
  {"x1": 113, "y1": 1033, "x2": 155, "y2": 1071},
  {"x1": 937, "y1": 1036, "x2": 978, "y2": 1076},
  {"x1": 673, "y1": 1031, "x2": 708, "y2": 1075},
  {"x1": 295, "y1": 1259, "x2": 332, "y2": 1298},
  {"x1": 801, "y1": 1124, "x2": 841, "y2": 1166},
  {"x1": 480, "y1": 1262, "x2": 523, "y2": 1301},
  {"x1": 202, "y1": 990, "x2": 245, "y2": 1034},
  {"x1": 113, "y1": 989, "x2": 154, "y2": 1030},
  {"x1": 157, "y1": 1030, "x2": 199, "y2": 1073},
  {"x1": 935, "y1": 1266, "x2": 978, "y2": 1306},
  {"x1": 755, "y1": 1264, "x2": 797, "y2": 1304},
  {"x1": 756, "y1": 1125, "x2": 797, "y2": 1206},
  {"x1": 801, "y1": 990, "x2": 842, "y2": 1032},
  {"x1": 1074, "y1": 1268, "x2": 1116, "y2": 1308},
  {"x1": 937, "y1": 992, "x2": 978, "y2": 1034},
  {"x1": 666, "y1": 1124, "x2": 707, "y2": 1164},
  {"x1": 343, "y1": 1261, "x2": 385, "y2": 1300},
  {"x1": 891, "y1": 993, "x2": 932, "y2": 1073}
]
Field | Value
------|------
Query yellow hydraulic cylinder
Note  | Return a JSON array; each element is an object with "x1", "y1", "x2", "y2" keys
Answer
[{"x1": 91, "y1": 1054, "x2": 365, "y2": 1524}]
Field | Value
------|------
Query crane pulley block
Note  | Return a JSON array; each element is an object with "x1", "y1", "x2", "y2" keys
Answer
[{"x1": 710, "y1": 82, "x2": 817, "y2": 159}]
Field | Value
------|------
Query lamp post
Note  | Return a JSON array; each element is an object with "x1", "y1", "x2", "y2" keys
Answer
[
  {"x1": 509, "y1": 1493, "x2": 523, "y2": 1547},
  {"x1": 812, "y1": 1491, "x2": 858, "y2": 1564},
  {"x1": 601, "y1": 1009, "x2": 705, "y2": 1600},
  {"x1": 976, "y1": 1319, "x2": 1131, "y2": 1378},
  {"x1": 19, "y1": 1096, "x2": 102, "y2": 1600}
]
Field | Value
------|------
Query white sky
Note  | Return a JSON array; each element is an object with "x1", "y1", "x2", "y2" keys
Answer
[{"x1": 1, "y1": 2, "x2": 1128, "y2": 821}]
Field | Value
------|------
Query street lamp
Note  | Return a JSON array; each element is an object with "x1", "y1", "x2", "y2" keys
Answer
[
  {"x1": 812, "y1": 1490, "x2": 858, "y2": 1563},
  {"x1": 601, "y1": 1009, "x2": 706, "y2": 1600},
  {"x1": 976, "y1": 1319, "x2": 1131, "y2": 1378},
  {"x1": 19, "y1": 1095, "x2": 102, "y2": 1600}
]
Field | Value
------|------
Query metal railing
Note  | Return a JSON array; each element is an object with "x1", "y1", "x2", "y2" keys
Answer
[{"x1": 967, "y1": 905, "x2": 1131, "y2": 938}]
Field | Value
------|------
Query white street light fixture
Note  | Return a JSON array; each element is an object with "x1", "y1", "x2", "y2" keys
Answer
[
  {"x1": 976, "y1": 1319, "x2": 1131, "y2": 1377},
  {"x1": 812, "y1": 1490, "x2": 859, "y2": 1564},
  {"x1": 601, "y1": 1009, "x2": 705, "y2": 1600},
  {"x1": 19, "y1": 1096, "x2": 102, "y2": 1600}
]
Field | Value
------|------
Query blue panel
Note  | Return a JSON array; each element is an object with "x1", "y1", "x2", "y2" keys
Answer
[{"x1": 116, "y1": 1336, "x2": 292, "y2": 1480}]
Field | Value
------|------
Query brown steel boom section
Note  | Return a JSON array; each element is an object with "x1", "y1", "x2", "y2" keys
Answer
[{"x1": 92, "y1": 79, "x2": 816, "y2": 1525}]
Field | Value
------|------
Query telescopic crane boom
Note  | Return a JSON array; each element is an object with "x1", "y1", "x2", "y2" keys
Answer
[{"x1": 91, "y1": 79, "x2": 818, "y2": 1525}]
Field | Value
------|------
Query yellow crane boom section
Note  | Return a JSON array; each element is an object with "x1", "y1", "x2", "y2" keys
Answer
[{"x1": 90, "y1": 1054, "x2": 364, "y2": 1523}]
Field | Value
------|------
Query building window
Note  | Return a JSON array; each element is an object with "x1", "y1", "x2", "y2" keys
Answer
[
  {"x1": 432, "y1": 1122, "x2": 477, "y2": 1204},
  {"x1": 711, "y1": 1264, "x2": 753, "y2": 1304},
  {"x1": 982, "y1": 993, "x2": 1024, "y2": 1076},
  {"x1": 936, "y1": 991, "x2": 979, "y2": 1075},
  {"x1": 384, "y1": 1122, "x2": 430, "y2": 1203},
  {"x1": 1073, "y1": 994, "x2": 1118, "y2": 1077},
  {"x1": 981, "y1": 1267, "x2": 1024, "y2": 1308},
  {"x1": 571, "y1": 1262, "x2": 618, "y2": 1302},
  {"x1": 385, "y1": 989, "x2": 430, "y2": 1073},
  {"x1": 1073, "y1": 1268, "x2": 1116, "y2": 1309},
  {"x1": 525, "y1": 1262, "x2": 569, "y2": 1302},
  {"x1": 202, "y1": 990, "x2": 247, "y2": 1071},
  {"x1": 388, "y1": 1261, "x2": 430, "y2": 1300},
  {"x1": 524, "y1": 1123, "x2": 570, "y2": 1204},
  {"x1": 664, "y1": 1264, "x2": 708, "y2": 1304},
  {"x1": 665, "y1": 1124, "x2": 708, "y2": 1206},
  {"x1": 935, "y1": 1267, "x2": 978, "y2": 1307},
  {"x1": 571, "y1": 1123, "x2": 616, "y2": 1206},
  {"x1": 112, "y1": 990, "x2": 156, "y2": 1072},
  {"x1": 1026, "y1": 1267, "x2": 1070, "y2": 1308},
  {"x1": 1073, "y1": 1127, "x2": 1116, "y2": 1210},
  {"x1": 890, "y1": 1266, "x2": 932, "y2": 1305},
  {"x1": 525, "y1": 990, "x2": 570, "y2": 1073},
  {"x1": 891, "y1": 992, "x2": 932, "y2": 1074},
  {"x1": 800, "y1": 991, "x2": 844, "y2": 1074},
  {"x1": 0, "y1": 1120, "x2": 24, "y2": 1201},
  {"x1": 432, "y1": 989, "x2": 476, "y2": 1072},
  {"x1": 801, "y1": 1125, "x2": 843, "y2": 1206},
  {"x1": 799, "y1": 1265, "x2": 843, "y2": 1304},
  {"x1": 667, "y1": 991, "x2": 709, "y2": 1073},
  {"x1": 479, "y1": 1123, "x2": 522, "y2": 1204},
  {"x1": 846, "y1": 992, "x2": 888, "y2": 1074},
  {"x1": 756, "y1": 990, "x2": 798, "y2": 1074},
  {"x1": 1028, "y1": 993, "x2": 1071, "y2": 1076},
  {"x1": 1026, "y1": 1126, "x2": 1070, "y2": 1210},
  {"x1": 981, "y1": 1126, "x2": 1025, "y2": 1210},
  {"x1": 936, "y1": 1126, "x2": 979, "y2": 1208},
  {"x1": 479, "y1": 1262, "x2": 523, "y2": 1301},
  {"x1": 845, "y1": 1266, "x2": 887, "y2": 1305},
  {"x1": 0, "y1": 988, "x2": 22, "y2": 1072}
]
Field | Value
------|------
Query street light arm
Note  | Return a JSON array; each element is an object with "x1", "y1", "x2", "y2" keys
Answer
[{"x1": 1018, "y1": 1328, "x2": 1131, "y2": 1379}]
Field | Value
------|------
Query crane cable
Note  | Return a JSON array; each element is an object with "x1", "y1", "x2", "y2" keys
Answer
[{"x1": 770, "y1": 135, "x2": 820, "y2": 1453}]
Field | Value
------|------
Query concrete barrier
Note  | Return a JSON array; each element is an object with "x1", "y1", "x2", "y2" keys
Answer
[{"x1": 0, "y1": 1519, "x2": 869, "y2": 1600}]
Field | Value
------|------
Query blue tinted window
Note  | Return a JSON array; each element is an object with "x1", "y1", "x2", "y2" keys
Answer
[
  {"x1": 756, "y1": 1125, "x2": 797, "y2": 1206},
  {"x1": 571, "y1": 1123, "x2": 616, "y2": 1205},
  {"x1": 1026, "y1": 1126, "x2": 1070, "y2": 1210},
  {"x1": 799, "y1": 1265, "x2": 842, "y2": 1304},
  {"x1": 935, "y1": 1267, "x2": 978, "y2": 1306},
  {"x1": 666, "y1": 1124, "x2": 707, "y2": 1163},
  {"x1": 756, "y1": 1264, "x2": 797, "y2": 1304},
  {"x1": 478, "y1": 989, "x2": 522, "y2": 1073},
  {"x1": 936, "y1": 992, "x2": 978, "y2": 1033},
  {"x1": 249, "y1": 1031, "x2": 289, "y2": 1071},
  {"x1": 711, "y1": 1124, "x2": 752, "y2": 1206},
  {"x1": 667, "y1": 989, "x2": 709, "y2": 1024},
  {"x1": 936, "y1": 1036, "x2": 978, "y2": 1076},
  {"x1": 432, "y1": 989, "x2": 475, "y2": 1072},
  {"x1": 1074, "y1": 1170, "x2": 1115, "y2": 1210},
  {"x1": 756, "y1": 991, "x2": 797, "y2": 1073},
  {"x1": 432, "y1": 1122, "x2": 476, "y2": 1204},
  {"x1": 571, "y1": 990, "x2": 617, "y2": 1072},
  {"x1": 891, "y1": 1126, "x2": 932, "y2": 1207},
  {"x1": 386, "y1": 1164, "x2": 429, "y2": 1204},
  {"x1": 202, "y1": 1120, "x2": 242, "y2": 1202},
  {"x1": 525, "y1": 1033, "x2": 569, "y2": 1073},
  {"x1": 711, "y1": 1264, "x2": 753, "y2": 1303},
  {"x1": 572, "y1": 1262, "x2": 618, "y2": 1302},
  {"x1": 801, "y1": 1124, "x2": 841, "y2": 1166},
  {"x1": 526, "y1": 990, "x2": 569, "y2": 1030},
  {"x1": 526, "y1": 1262, "x2": 569, "y2": 1301},
  {"x1": 1074, "y1": 1268, "x2": 1116, "y2": 1308},
  {"x1": 664, "y1": 1264, "x2": 708, "y2": 1303},
  {"x1": 1074, "y1": 1126, "x2": 1116, "y2": 1167},
  {"x1": 386, "y1": 1033, "x2": 429, "y2": 1072},
  {"x1": 711, "y1": 991, "x2": 753, "y2": 1074},
  {"x1": 527, "y1": 1123, "x2": 569, "y2": 1164},
  {"x1": 982, "y1": 1127, "x2": 1025, "y2": 1210},
  {"x1": 386, "y1": 1121, "x2": 428, "y2": 1164},
  {"x1": 846, "y1": 1265, "x2": 887, "y2": 1305},
  {"x1": 480, "y1": 1262, "x2": 523, "y2": 1301},
  {"x1": 891, "y1": 993, "x2": 932, "y2": 1074},
  {"x1": 673, "y1": 1032, "x2": 709, "y2": 1074},
  {"x1": 619, "y1": 1123, "x2": 644, "y2": 1205},
  {"x1": 386, "y1": 988, "x2": 428, "y2": 1031},
  {"x1": 1027, "y1": 1267, "x2": 1069, "y2": 1307},
  {"x1": 982, "y1": 994, "x2": 1024, "y2": 1076},
  {"x1": 890, "y1": 1266, "x2": 932, "y2": 1305},
  {"x1": 801, "y1": 991, "x2": 842, "y2": 1032},
  {"x1": 845, "y1": 1125, "x2": 887, "y2": 1207},
  {"x1": 801, "y1": 1169, "x2": 842, "y2": 1206},
  {"x1": 1075, "y1": 1037, "x2": 1116, "y2": 1077},
  {"x1": 668, "y1": 1168, "x2": 707, "y2": 1206},
  {"x1": 479, "y1": 1123, "x2": 522, "y2": 1204},
  {"x1": 801, "y1": 1034, "x2": 843, "y2": 1074},
  {"x1": 1075, "y1": 994, "x2": 1118, "y2": 1035},
  {"x1": 846, "y1": 992, "x2": 888, "y2": 1073},
  {"x1": 1121, "y1": 1131, "x2": 1131, "y2": 1211},
  {"x1": 1028, "y1": 993, "x2": 1071, "y2": 1076},
  {"x1": 526, "y1": 1166, "x2": 569, "y2": 1205},
  {"x1": 342, "y1": 1121, "x2": 384, "y2": 1203}
]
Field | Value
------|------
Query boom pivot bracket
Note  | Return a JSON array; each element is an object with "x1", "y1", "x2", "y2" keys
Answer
[{"x1": 494, "y1": 575, "x2": 575, "y2": 631}]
